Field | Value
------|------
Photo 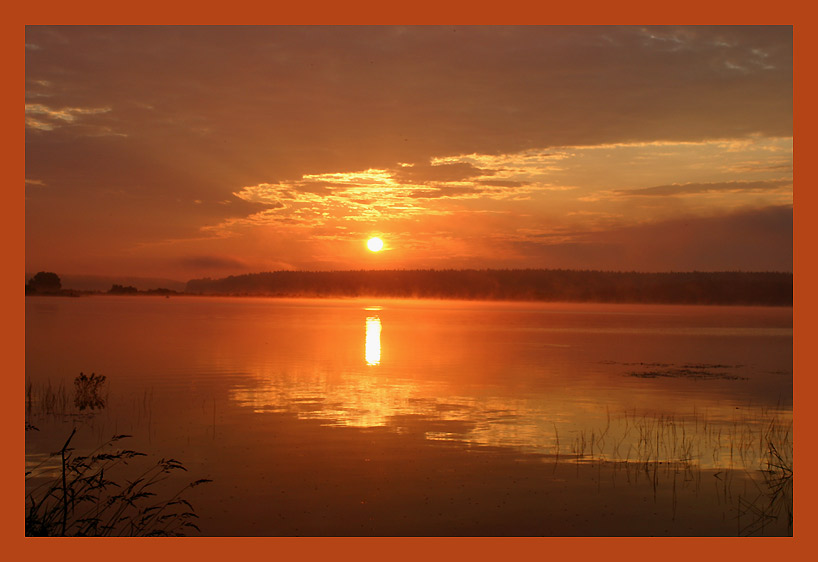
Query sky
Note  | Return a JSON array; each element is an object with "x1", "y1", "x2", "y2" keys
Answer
[{"x1": 25, "y1": 26, "x2": 793, "y2": 281}]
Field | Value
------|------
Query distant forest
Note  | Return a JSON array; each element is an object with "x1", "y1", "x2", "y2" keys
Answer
[{"x1": 185, "y1": 269, "x2": 793, "y2": 306}]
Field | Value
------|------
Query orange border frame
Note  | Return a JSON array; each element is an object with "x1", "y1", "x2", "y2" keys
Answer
[{"x1": 11, "y1": 7, "x2": 808, "y2": 562}]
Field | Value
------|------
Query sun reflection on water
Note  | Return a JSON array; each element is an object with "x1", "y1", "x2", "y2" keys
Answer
[
  {"x1": 365, "y1": 316, "x2": 381, "y2": 366},
  {"x1": 224, "y1": 305, "x2": 791, "y2": 471}
]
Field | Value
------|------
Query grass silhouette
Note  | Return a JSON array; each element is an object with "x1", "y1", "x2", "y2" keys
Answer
[{"x1": 25, "y1": 428, "x2": 212, "y2": 536}]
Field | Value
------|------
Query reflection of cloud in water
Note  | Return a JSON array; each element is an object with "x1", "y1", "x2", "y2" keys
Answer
[
  {"x1": 25, "y1": 452, "x2": 63, "y2": 479},
  {"x1": 229, "y1": 368, "x2": 789, "y2": 471},
  {"x1": 229, "y1": 369, "x2": 555, "y2": 446}
]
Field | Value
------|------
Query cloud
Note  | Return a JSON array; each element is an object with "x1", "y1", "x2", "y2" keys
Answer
[
  {"x1": 215, "y1": 131, "x2": 792, "y2": 238},
  {"x1": 615, "y1": 179, "x2": 792, "y2": 197},
  {"x1": 25, "y1": 26, "x2": 791, "y2": 167},
  {"x1": 406, "y1": 186, "x2": 482, "y2": 199},
  {"x1": 392, "y1": 162, "x2": 492, "y2": 183},
  {"x1": 25, "y1": 103, "x2": 110, "y2": 123},
  {"x1": 24, "y1": 103, "x2": 120, "y2": 137},
  {"x1": 477, "y1": 180, "x2": 525, "y2": 188},
  {"x1": 231, "y1": 183, "x2": 301, "y2": 207},
  {"x1": 25, "y1": 117, "x2": 54, "y2": 131},
  {"x1": 506, "y1": 205, "x2": 792, "y2": 272},
  {"x1": 231, "y1": 167, "x2": 494, "y2": 222},
  {"x1": 23, "y1": 26, "x2": 793, "y2": 275}
]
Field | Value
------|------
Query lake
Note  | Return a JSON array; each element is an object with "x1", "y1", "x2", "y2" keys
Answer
[{"x1": 25, "y1": 296, "x2": 793, "y2": 536}]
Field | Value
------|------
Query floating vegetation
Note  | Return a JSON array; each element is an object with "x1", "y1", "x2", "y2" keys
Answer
[
  {"x1": 627, "y1": 368, "x2": 746, "y2": 381},
  {"x1": 25, "y1": 428, "x2": 212, "y2": 537},
  {"x1": 599, "y1": 360, "x2": 673, "y2": 367},
  {"x1": 680, "y1": 363, "x2": 742, "y2": 370},
  {"x1": 601, "y1": 361, "x2": 749, "y2": 381}
]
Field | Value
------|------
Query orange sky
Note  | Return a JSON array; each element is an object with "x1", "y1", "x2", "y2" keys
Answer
[{"x1": 25, "y1": 26, "x2": 792, "y2": 282}]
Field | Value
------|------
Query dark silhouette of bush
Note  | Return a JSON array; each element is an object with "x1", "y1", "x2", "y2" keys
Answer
[
  {"x1": 73, "y1": 372, "x2": 107, "y2": 411},
  {"x1": 26, "y1": 271, "x2": 62, "y2": 294},
  {"x1": 108, "y1": 284, "x2": 138, "y2": 295},
  {"x1": 143, "y1": 287, "x2": 179, "y2": 295}
]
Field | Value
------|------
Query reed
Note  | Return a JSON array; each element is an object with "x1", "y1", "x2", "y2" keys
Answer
[
  {"x1": 553, "y1": 409, "x2": 793, "y2": 535},
  {"x1": 26, "y1": 372, "x2": 109, "y2": 418},
  {"x1": 25, "y1": 428, "x2": 211, "y2": 536},
  {"x1": 557, "y1": 409, "x2": 791, "y2": 474},
  {"x1": 736, "y1": 417, "x2": 793, "y2": 536}
]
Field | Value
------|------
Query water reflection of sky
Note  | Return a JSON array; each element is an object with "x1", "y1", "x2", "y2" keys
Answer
[
  {"x1": 25, "y1": 298, "x2": 793, "y2": 537},
  {"x1": 25, "y1": 297, "x2": 792, "y2": 471},
  {"x1": 228, "y1": 365, "x2": 789, "y2": 470},
  {"x1": 228, "y1": 310, "x2": 791, "y2": 470}
]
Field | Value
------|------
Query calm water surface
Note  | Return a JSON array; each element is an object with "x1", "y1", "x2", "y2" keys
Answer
[{"x1": 25, "y1": 296, "x2": 793, "y2": 536}]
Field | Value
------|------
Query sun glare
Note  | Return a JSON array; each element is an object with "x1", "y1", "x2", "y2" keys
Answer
[{"x1": 367, "y1": 237, "x2": 384, "y2": 252}]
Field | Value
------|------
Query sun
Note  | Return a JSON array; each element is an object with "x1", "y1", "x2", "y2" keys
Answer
[{"x1": 367, "y1": 237, "x2": 384, "y2": 252}]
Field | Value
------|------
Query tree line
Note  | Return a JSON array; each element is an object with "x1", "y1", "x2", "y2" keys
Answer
[
  {"x1": 26, "y1": 272, "x2": 179, "y2": 296},
  {"x1": 184, "y1": 269, "x2": 793, "y2": 306}
]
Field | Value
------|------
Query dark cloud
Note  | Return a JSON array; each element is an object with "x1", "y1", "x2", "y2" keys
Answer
[
  {"x1": 292, "y1": 181, "x2": 342, "y2": 194},
  {"x1": 25, "y1": 26, "x2": 791, "y2": 183},
  {"x1": 616, "y1": 179, "x2": 792, "y2": 197},
  {"x1": 477, "y1": 180, "x2": 525, "y2": 188},
  {"x1": 735, "y1": 163, "x2": 792, "y2": 172},
  {"x1": 392, "y1": 162, "x2": 492, "y2": 183},
  {"x1": 512, "y1": 205, "x2": 793, "y2": 272}
]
